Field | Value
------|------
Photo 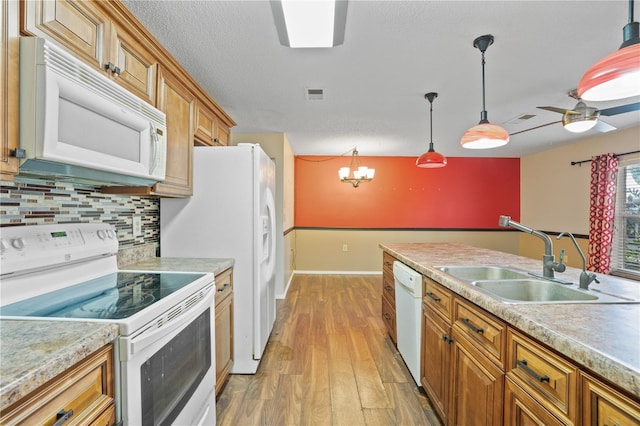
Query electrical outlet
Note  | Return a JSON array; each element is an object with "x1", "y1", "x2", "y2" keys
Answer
[
  {"x1": 342, "y1": 244, "x2": 348, "y2": 252},
  {"x1": 133, "y1": 215, "x2": 142, "y2": 237}
]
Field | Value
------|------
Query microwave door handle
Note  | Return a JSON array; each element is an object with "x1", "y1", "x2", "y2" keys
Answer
[{"x1": 150, "y1": 122, "x2": 159, "y2": 175}]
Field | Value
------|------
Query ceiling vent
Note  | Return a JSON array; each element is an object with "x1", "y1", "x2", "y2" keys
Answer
[
  {"x1": 305, "y1": 88, "x2": 324, "y2": 100},
  {"x1": 504, "y1": 113, "x2": 537, "y2": 125}
]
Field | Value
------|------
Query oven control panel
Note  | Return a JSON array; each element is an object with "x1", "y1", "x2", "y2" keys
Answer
[{"x1": 0, "y1": 223, "x2": 119, "y2": 276}]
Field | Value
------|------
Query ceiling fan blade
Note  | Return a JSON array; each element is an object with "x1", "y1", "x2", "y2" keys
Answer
[
  {"x1": 537, "y1": 106, "x2": 578, "y2": 115},
  {"x1": 594, "y1": 120, "x2": 617, "y2": 133},
  {"x1": 599, "y1": 102, "x2": 640, "y2": 116},
  {"x1": 509, "y1": 120, "x2": 561, "y2": 136}
]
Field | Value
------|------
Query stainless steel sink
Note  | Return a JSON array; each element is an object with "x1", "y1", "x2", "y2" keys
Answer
[
  {"x1": 438, "y1": 265, "x2": 531, "y2": 281},
  {"x1": 438, "y1": 265, "x2": 637, "y2": 304},
  {"x1": 471, "y1": 279, "x2": 599, "y2": 303}
]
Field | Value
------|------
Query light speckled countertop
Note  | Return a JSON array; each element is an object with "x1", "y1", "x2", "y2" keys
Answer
[
  {"x1": 0, "y1": 321, "x2": 119, "y2": 411},
  {"x1": 121, "y1": 257, "x2": 234, "y2": 275},
  {"x1": 380, "y1": 242, "x2": 640, "y2": 399}
]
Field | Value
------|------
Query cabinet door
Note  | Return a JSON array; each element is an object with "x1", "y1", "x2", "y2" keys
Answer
[
  {"x1": 194, "y1": 100, "x2": 216, "y2": 145},
  {"x1": 421, "y1": 303, "x2": 450, "y2": 424},
  {"x1": 215, "y1": 121, "x2": 230, "y2": 146},
  {"x1": 21, "y1": 0, "x2": 109, "y2": 70},
  {"x1": 1, "y1": 0, "x2": 19, "y2": 179},
  {"x1": 449, "y1": 329, "x2": 504, "y2": 426},
  {"x1": 215, "y1": 292, "x2": 233, "y2": 396},
  {"x1": 153, "y1": 67, "x2": 194, "y2": 197},
  {"x1": 108, "y1": 21, "x2": 157, "y2": 105},
  {"x1": 581, "y1": 372, "x2": 640, "y2": 426},
  {"x1": 504, "y1": 376, "x2": 566, "y2": 426}
]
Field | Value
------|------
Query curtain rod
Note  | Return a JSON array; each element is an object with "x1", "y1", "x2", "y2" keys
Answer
[{"x1": 570, "y1": 150, "x2": 640, "y2": 166}]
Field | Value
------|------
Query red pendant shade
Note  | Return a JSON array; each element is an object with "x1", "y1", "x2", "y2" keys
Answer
[{"x1": 416, "y1": 150, "x2": 447, "y2": 168}]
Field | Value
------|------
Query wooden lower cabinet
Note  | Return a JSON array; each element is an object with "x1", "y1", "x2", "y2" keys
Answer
[
  {"x1": 381, "y1": 252, "x2": 397, "y2": 345},
  {"x1": 449, "y1": 329, "x2": 504, "y2": 426},
  {"x1": 581, "y1": 372, "x2": 640, "y2": 426},
  {"x1": 215, "y1": 268, "x2": 234, "y2": 396},
  {"x1": 0, "y1": 344, "x2": 115, "y2": 426},
  {"x1": 505, "y1": 376, "x2": 566, "y2": 426},
  {"x1": 421, "y1": 303, "x2": 451, "y2": 423}
]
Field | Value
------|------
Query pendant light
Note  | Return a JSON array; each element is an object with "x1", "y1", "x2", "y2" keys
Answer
[
  {"x1": 416, "y1": 92, "x2": 447, "y2": 168},
  {"x1": 578, "y1": 0, "x2": 640, "y2": 101},
  {"x1": 461, "y1": 34, "x2": 509, "y2": 149}
]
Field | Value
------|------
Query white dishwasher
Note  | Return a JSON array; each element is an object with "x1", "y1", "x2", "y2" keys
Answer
[{"x1": 393, "y1": 261, "x2": 423, "y2": 386}]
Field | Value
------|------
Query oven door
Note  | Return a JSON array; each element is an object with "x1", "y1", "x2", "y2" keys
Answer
[{"x1": 119, "y1": 284, "x2": 216, "y2": 426}]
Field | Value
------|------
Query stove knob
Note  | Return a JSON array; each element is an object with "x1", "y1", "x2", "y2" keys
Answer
[
  {"x1": 11, "y1": 237, "x2": 26, "y2": 250},
  {"x1": 0, "y1": 239, "x2": 8, "y2": 254},
  {"x1": 97, "y1": 230, "x2": 106, "y2": 240},
  {"x1": 106, "y1": 229, "x2": 115, "y2": 239}
]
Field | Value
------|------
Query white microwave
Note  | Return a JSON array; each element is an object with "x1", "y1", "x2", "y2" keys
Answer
[{"x1": 18, "y1": 37, "x2": 167, "y2": 186}]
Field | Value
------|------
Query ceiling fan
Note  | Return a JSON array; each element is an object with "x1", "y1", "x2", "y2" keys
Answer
[{"x1": 510, "y1": 89, "x2": 640, "y2": 136}]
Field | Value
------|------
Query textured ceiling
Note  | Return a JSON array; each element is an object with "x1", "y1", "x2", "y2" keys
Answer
[{"x1": 122, "y1": 0, "x2": 640, "y2": 157}]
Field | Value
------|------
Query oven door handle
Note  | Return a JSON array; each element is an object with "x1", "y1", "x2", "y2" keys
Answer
[{"x1": 124, "y1": 285, "x2": 214, "y2": 359}]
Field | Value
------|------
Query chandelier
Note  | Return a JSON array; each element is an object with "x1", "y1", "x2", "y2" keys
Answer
[{"x1": 338, "y1": 148, "x2": 375, "y2": 187}]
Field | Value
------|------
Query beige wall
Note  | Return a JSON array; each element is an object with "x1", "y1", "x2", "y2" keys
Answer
[
  {"x1": 230, "y1": 132, "x2": 295, "y2": 298},
  {"x1": 521, "y1": 126, "x2": 640, "y2": 234},
  {"x1": 294, "y1": 229, "x2": 520, "y2": 272},
  {"x1": 519, "y1": 125, "x2": 640, "y2": 268}
]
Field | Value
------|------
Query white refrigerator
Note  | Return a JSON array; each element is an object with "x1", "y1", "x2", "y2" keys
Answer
[{"x1": 160, "y1": 144, "x2": 277, "y2": 374}]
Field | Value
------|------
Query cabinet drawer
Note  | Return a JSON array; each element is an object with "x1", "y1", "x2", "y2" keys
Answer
[
  {"x1": 382, "y1": 272, "x2": 395, "y2": 304},
  {"x1": 507, "y1": 330, "x2": 578, "y2": 424},
  {"x1": 381, "y1": 294, "x2": 396, "y2": 344},
  {"x1": 423, "y1": 276, "x2": 453, "y2": 322},
  {"x1": 453, "y1": 297, "x2": 505, "y2": 368},
  {"x1": 581, "y1": 372, "x2": 640, "y2": 426},
  {"x1": 215, "y1": 268, "x2": 233, "y2": 305},
  {"x1": 1, "y1": 344, "x2": 114, "y2": 426},
  {"x1": 382, "y1": 252, "x2": 395, "y2": 276}
]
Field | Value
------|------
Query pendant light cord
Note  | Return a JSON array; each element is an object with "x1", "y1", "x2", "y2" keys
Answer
[
  {"x1": 481, "y1": 49, "x2": 487, "y2": 117},
  {"x1": 629, "y1": 0, "x2": 634, "y2": 24}
]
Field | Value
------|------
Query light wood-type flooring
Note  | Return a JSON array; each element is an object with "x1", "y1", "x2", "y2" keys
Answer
[{"x1": 216, "y1": 274, "x2": 442, "y2": 425}]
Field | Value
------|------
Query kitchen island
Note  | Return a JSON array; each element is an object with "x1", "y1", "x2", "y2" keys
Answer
[{"x1": 380, "y1": 242, "x2": 640, "y2": 401}]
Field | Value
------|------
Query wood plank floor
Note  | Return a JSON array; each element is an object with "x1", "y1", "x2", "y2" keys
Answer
[{"x1": 216, "y1": 274, "x2": 442, "y2": 425}]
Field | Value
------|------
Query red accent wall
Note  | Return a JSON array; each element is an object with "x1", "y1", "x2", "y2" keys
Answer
[{"x1": 295, "y1": 156, "x2": 520, "y2": 228}]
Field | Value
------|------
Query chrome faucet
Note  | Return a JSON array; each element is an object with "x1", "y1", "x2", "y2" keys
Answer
[
  {"x1": 498, "y1": 215, "x2": 566, "y2": 279},
  {"x1": 557, "y1": 232, "x2": 600, "y2": 290}
]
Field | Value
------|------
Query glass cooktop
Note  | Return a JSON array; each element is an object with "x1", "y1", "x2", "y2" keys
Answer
[{"x1": 0, "y1": 271, "x2": 207, "y2": 320}]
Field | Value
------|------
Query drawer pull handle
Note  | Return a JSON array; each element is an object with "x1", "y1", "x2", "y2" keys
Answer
[
  {"x1": 384, "y1": 285, "x2": 394, "y2": 292},
  {"x1": 517, "y1": 359, "x2": 550, "y2": 383},
  {"x1": 384, "y1": 313, "x2": 392, "y2": 320},
  {"x1": 217, "y1": 283, "x2": 230, "y2": 292},
  {"x1": 53, "y1": 409, "x2": 74, "y2": 426},
  {"x1": 461, "y1": 317, "x2": 484, "y2": 334},
  {"x1": 426, "y1": 292, "x2": 441, "y2": 302}
]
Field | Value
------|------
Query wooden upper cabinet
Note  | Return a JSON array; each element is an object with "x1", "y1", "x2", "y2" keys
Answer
[
  {"x1": 21, "y1": 0, "x2": 158, "y2": 105},
  {"x1": 152, "y1": 66, "x2": 194, "y2": 197},
  {"x1": 107, "y1": 20, "x2": 157, "y2": 105},
  {"x1": 21, "y1": 0, "x2": 109, "y2": 70},
  {"x1": 194, "y1": 99, "x2": 230, "y2": 146},
  {"x1": 1, "y1": 0, "x2": 20, "y2": 180}
]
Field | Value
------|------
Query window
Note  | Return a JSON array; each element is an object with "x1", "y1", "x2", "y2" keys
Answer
[{"x1": 611, "y1": 158, "x2": 640, "y2": 280}]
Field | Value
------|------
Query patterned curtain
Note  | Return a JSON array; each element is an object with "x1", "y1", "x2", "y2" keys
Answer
[{"x1": 587, "y1": 153, "x2": 619, "y2": 273}]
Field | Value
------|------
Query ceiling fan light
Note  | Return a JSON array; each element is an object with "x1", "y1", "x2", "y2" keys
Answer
[
  {"x1": 562, "y1": 114, "x2": 598, "y2": 133},
  {"x1": 416, "y1": 151, "x2": 447, "y2": 168},
  {"x1": 578, "y1": 40, "x2": 640, "y2": 101},
  {"x1": 461, "y1": 122, "x2": 510, "y2": 149}
]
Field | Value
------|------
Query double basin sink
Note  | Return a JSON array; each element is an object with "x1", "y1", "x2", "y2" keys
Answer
[{"x1": 437, "y1": 265, "x2": 636, "y2": 304}]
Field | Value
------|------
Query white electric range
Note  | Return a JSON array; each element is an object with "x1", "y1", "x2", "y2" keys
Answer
[{"x1": 0, "y1": 223, "x2": 216, "y2": 426}]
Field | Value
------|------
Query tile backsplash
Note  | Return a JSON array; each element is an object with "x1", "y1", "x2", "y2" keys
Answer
[{"x1": 0, "y1": 178, "x2": 159, "y2": 251}]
